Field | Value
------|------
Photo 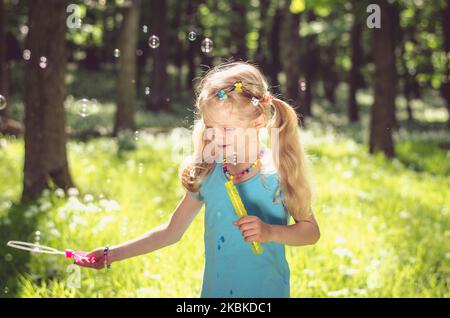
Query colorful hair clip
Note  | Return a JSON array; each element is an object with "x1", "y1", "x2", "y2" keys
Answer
[
  {"x1": 251, "y1": 97, "x2": 260, "y2": 106},
  {"x1": 233, "y1": 81, "x2": 243, "y2": 92},
  {"x1": 217, "y1": 89, "x2": 228, "y2": 101}
]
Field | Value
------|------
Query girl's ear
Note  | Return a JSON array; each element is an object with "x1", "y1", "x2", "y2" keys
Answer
[{"x1": 253, "y1": 114, "x2": 267, "y2": 129}]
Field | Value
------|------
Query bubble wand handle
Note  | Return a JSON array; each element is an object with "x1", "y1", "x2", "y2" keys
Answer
[{"x1": 224, "y1": 180, "x2": 263, "y2": 255}]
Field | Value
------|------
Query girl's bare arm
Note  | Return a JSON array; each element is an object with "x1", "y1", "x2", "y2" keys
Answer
[{"x1": 108, "y1": 192, "x2": 203, "y2": 263}]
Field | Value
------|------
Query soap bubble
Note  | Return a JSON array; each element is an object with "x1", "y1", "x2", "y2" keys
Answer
[
  {"x1": 39, "y1": 56, "x2": 47, "y2": 69},
  {"x1": 188, "y1": 31, "x2": 197, "y2": 41},
  {"x1": 201, "y1": 38, "x2": 213, "y2": 53},
  {"x1": 23, "y1": 49, "x2": 31, "y2": 61},
  {"x1": 113, "y1": 49, "x2": 120, "y2": 58},
  {"x1": 148, "y1": 35, "x2": 160, "y2": 49},
  {"x1": 145, "y1": 87, "x2": 150, "y2": 95},
  {"x1": 138, "y1": 162, "x2": 144, "y2": 176},
  {"x1": 136, "y1": 49, "x2": 143, "y2": 57},
  {"x1": 134, "y1": 130, "x2": 140, "y2": 141},
  {"x1": 299, "y1": 80, "x2": 307, "y2": 92},
  {"x1": 74, "y1": 98, "x2": 94, "y2": 118},
  {"x1": 142, "y1": 25, "x2": 148, "y2": 33},
  {"x1": 4, "y1": 253, "x2": 13, "y2": 262},
  {"x1": 0, "y1": 95, "x2": 7, "y2": 110}
]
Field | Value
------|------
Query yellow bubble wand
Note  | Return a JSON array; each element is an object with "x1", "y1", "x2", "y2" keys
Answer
[{"x1": 225, "y1": 176, "x2": 263, "y2": 255}]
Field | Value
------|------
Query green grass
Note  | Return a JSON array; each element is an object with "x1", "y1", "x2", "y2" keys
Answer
[{"x1": 1, "y1": 116, "x2": 449, "y2": 298}]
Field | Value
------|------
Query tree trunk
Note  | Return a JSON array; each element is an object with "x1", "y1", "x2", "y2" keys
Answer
[
  {"x1": 301, "y1": 11, "x2": 320, "y2": 118},
  {"x1": 113, "y1": 0, "x2": 140, "y2": 136},
  {"x1": 185, "y1": 0, "x2": 199, "y2": 90},
  {"x1": 230, "y1": 0, "x2": 248, "y2": 61},
  {"x1": 255, "y1": 0, "x2": 270, "y2": 73},
  {"x1": 172, "y1": 0, "x2": 185, "y2": 93},
  {"x1": 0, "y1": 0, "x2": 8, "y2": 118},
  {"x1": 369, "y1": 0, "x2": 396, "y2": 158},
  {"x1": 22, "y1": 0, "x2": 74, "y2": 202},
  {"x1": 282, "y1": 4, "x2": 302, "y2": 118},
  {"x1": 322, "y1": 42, "x2": 338, "y2": 105},
  {"x1": 442, "y1": 0, "x2": 450, "y2": 128},
  {"x1": 146, "y1": 0, "x2": 170, "y2": 112},
  {"x1": 348, "y1": 1, "x2": 364, "y2": 123},
  {"x1": 268, "y1": 8, "x2": 282, "y2": 93}
]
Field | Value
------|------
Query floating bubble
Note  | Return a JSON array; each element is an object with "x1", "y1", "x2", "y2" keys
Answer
[
  {"x1": 134, "y1": 131, "x2": 140, "y2": 141},
  {"x1": 0, "y1": 95, "x2": 7, "y2": 110},
  {"x1": 113, "y1": 49, "x2": 120, "y2": 58},
  {"x1": 20, "y1": 25, "x2": 29, "y2": 35},
  {"x1": 4, "y1": 287, "x2": 8, "y2": 294},
  {"x1": 143, "y1": 25, "x2": 148, "y2": 33},
  {"x1": 136, "y1": 49, "x2": 143, "y2": 57},
  {"x1": 148, "y1": 35, "x2": 160, "y2": 49},
  {"x1": 145, "y1": 87, "x2": 150, "y2": 95},
  {"x1": 74, "y1": 98, "x2": 94, "y2": 117},
  {"x1": 201, "y1": 38, "x2": 213, "y2": 53},
  {"x1": 4, "y1": 253, "x2": 13, "y2": 262},
  {"x1": 188, "y1": 31, "x2": 197, "y2": 41},
  {"x1": 39, "y1": 56, "x2": 47, "y2": 69},
  {"x1": 23, "y1": 49, "x2": 31, "y2": 61},
  {"x1": 138, "y1": 162, "x2": 144, "y2": 176},
  {"x1": 299, "y1": 80, "x2": 307, "y2": 92}
]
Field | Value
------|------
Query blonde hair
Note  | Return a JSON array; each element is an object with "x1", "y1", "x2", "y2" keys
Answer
[{"x1": 179, "y1": 61, "x2": 313, "y2": 221}]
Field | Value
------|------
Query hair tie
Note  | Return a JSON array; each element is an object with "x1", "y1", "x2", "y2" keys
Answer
[{"x1": 260, "y1": 95, "x2": 274, "y2": 106}]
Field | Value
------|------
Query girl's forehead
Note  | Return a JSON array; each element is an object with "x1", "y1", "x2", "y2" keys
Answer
[{"x1": 203, "y1": 105, "x2": 245, "y2": 127}]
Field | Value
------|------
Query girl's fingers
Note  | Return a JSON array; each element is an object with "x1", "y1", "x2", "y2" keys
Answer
[
  {"x1": 236, "y1": 216, "x2": 257, "y2": 226},
  {"x1": 239, "y1": 223, "x2": 256, "y2": 232},
  {"x1": 243, "y1": 229, "x2": 258, "y2": 238},
  {"x1": 245, "y1": 235, "x2": 259, "y2": 243}
]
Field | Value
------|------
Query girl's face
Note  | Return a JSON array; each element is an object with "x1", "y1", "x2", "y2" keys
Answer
[{"x1": 203, "y1": 104, "x2": 265, "y2": 163}]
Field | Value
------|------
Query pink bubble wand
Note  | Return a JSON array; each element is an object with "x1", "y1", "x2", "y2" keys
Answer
[{"x1": 6, "y1": 240, "x2": 96, "y2": 265}]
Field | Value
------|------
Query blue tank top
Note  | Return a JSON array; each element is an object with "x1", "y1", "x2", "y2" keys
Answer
[{"x1": 188, "y1": 149, "x2": 291, "y2": 298}]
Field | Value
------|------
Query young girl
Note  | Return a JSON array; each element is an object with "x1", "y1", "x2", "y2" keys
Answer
[{"x1": 80, "y1": 61, "x2": 320, "y2": 298}]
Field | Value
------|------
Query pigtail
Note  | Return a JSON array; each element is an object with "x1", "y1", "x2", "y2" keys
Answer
[{"x1": 267, "y1": 97, "x2": 313, "y2": 222}]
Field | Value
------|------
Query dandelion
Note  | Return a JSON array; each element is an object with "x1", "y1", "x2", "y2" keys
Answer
[
  {"x1": 83, "y1": 194, "x2": 94, "y2": 203},
  {"x1": 399, "y1": 210, "x2": 411, "y2": 219},
  {"x1": 333, "y1": 247, "x2": 353, "y2": 258},
  {"x1": 334, "y1": 235, "x2": 346, "y2": 244},
  {"x1": 68, "y1": 187, "x2": 79, "y2": 197},
  {"x1": 54, "y1": 188, "x2": 65, "y2": 198}
]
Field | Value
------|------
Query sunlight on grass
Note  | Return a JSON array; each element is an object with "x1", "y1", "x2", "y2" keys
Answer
[{"x1": 0, "y1": 120, "x2": 449, "y2": 297}]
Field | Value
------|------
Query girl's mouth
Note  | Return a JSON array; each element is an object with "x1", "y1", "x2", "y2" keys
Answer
[{"x1": 219, "y1": 144, "x2": 231, "y2": 148}]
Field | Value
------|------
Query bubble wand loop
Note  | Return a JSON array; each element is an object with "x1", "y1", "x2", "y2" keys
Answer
[{"x1": 6, "y1": 241, "x2": 97, "y2": 265}]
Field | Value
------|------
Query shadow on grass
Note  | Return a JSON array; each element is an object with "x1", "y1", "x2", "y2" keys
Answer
[{"x1": 0, "y1": 202, "x2": 41, "y2": 298}]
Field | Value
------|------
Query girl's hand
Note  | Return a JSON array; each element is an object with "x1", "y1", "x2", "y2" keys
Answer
[
  {"x1": 77, "y1": 247, "x2": 106, "y2": 270},
  {"x1": 233, "y1": 215, "x2": 273, "y2": 243}
]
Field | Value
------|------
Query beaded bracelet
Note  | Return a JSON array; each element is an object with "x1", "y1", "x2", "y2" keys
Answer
[{"x1": 103, "y1": 246, "x2": 111, "y2": 271}]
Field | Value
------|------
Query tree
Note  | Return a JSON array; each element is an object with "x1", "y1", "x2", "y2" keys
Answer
[
  {"x1": 267, "y1": 7, "x2": 283, "y2": 93},
  {"x1": 369, "y1": 0, "x2": 397, "y2": 157},
  {"x1": 348, "y1": 0, "x2": 364, "y2": 123},
  {"x1": 281, "y1": 2, "x2": 302, "y2": 118},
  {"x1": 0, "y1": 0, "x2": 7, "y2": 117},
  {"x1": 22, "y1": 0, "x2": 74, "y2": 202},
  {"x1": 442, "y1": 0, "x2": 450, "y2": 128},
  {"x1": 230, "y1": 0, "x2": 248, "y2": 61},
  {"x1": 146, "y1": 0, "x2": 170, "y2": 112},
  {"x1": 113, "y1": 0, "x2": 140, "y2": 136}
]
